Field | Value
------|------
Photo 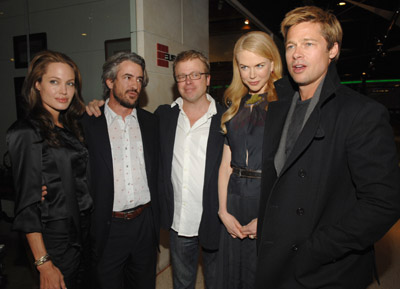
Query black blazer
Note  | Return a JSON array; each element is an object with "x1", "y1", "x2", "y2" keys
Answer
[
  {"x1": 81, "y1": 107, "x2": 160, "y2": 258},
  {"x1": 255, "y1": 63, "x2": 400, "y2": 289},
  {"x1": 155, "y1": 102, "x2": 225, "y2": 250}
]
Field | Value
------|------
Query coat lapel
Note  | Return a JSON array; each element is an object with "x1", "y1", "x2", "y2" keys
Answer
[
  {"x1": 164, "y1": 106, "x2": 180, "y2": 178},
  {"x1": 92, "y1": 113, "x2": 113, "y2": 174},
  {"x1": 279, "y1": 108, "x2": 321, "y2": 175},
  {"x1": 278, "y1": 64, "x2": 339, "y2": 176},
  {"x1": 137, "y1": 108, "x2": 154, "y2": 177},
  {"x1": 264, "y1": 100, "x2": 292, "y2": 159},
  {"x1": 203, "y1": 105, "x2": 224, "y2": 189},
  {"x1": 266, "y1": 76, "x2": 297, "y2": 164}
]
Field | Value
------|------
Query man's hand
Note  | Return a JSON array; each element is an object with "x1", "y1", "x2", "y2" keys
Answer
[{"x1": 86, "y1": 99, "x2": 105, "y2": 117}]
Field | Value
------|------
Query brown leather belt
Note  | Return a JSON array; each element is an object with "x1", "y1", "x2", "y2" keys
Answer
[
  {"x1": 112, "y1": 202, "x2": 151, "y2": 220},
  {"x1": 232, "y1": 167, "x2": 262, "y2": 179}
]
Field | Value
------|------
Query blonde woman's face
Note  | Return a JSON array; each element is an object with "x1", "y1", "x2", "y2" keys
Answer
[{"x1": 236, "y1": 50, "x2": 273, "y2": 95}]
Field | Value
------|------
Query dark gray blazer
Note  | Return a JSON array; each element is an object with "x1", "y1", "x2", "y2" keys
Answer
[
  {"x1": 155, "y1": 102, "x2": 225, "y2": 250},
  {"x1": 81, "y1": 107, "x2": 160, "y2": 258}
]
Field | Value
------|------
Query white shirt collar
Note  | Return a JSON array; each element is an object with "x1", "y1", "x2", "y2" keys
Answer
[{"x1": 104, "y1": 98, "x2": 137, "y2": 125}]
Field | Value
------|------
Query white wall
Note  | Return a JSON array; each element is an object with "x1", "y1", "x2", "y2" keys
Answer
[
  {"x1": 131, "y1": 0, "x2": 209, "y2": 272},
  {"x1": 0, "y1": 0, "x2": 131, "y2": 156},
  {"x1": 134, "y1": 0, "x2": 209, "y2": 112}
]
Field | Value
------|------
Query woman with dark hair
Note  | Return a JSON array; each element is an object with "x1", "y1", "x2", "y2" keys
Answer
[{"x1": 6, "y1": 50, "x2": 92, "y2": 289}]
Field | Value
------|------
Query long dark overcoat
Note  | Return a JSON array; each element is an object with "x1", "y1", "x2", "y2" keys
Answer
[{"x1": 256, "y1": 63, "x2": 400, "y2": 289}]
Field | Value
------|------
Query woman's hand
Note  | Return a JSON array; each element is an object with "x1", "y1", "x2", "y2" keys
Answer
[
  {"x1": 26, "y1": 233, "x2": 65, "y2": 289},
  {"x1": 219, "y1": 211, "x2": 245, "y2": 239},
  {"x1": 41, "y1": 186, "x2": 47, "y2": 202},
  {"x1": 242, "y1": 218, "x2": 257, "y2": 239},
  {"x1": 85, "y1": 99, "x2": 105, "y2": 117},
  {"x1": 37, "y1": 261, "x2": 66, "y2": 289}
]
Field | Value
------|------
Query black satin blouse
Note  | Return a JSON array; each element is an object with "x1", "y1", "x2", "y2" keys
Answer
[{"x1": 6, "y1": 119, "x2": 93, "y2": 233}]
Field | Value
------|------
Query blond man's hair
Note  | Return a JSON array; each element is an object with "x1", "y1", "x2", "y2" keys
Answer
[{"x1": 281, "y1": 6, "x2": 343, "y2": 61}]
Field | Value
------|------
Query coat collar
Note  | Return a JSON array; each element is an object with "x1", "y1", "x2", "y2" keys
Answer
[
  {"x1": 274, "y1": 61, "x2": 341, "y2": 106},
  {"x1": 271, "y1": 62, "x2": 341, "y2": 177}
]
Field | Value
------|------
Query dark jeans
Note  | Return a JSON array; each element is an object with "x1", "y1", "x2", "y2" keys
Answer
[{"x1": 169, "y1": 230, "x2": 218, "y2": 289}]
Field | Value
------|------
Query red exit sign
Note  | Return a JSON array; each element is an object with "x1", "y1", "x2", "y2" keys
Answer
[{"x1": 157, "y1": 43, "x2": 176, "y2": 68}]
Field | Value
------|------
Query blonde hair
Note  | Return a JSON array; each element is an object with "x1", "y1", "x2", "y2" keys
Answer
[
  {"x1": 281, "y1": 6, "x2": 343, "y2": 61},
  {"x1": 221, "y1": 31, "x2": 282, "y2": 134},
  {"x1": 173, "y1": 50, "x2": 210, "y2": 80}
]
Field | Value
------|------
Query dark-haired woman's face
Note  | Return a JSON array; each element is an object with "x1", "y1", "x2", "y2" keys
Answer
[
  {"x1": 236, "y1": 50, "x2": 273, "y2": 95},
  {"x1": 35, "y1": 62, "x2": 75, "y2": 120}
]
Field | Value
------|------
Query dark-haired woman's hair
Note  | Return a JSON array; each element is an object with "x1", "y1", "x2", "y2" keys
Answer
[{"x1": 22, "y1": 50, "x2": 85, "y2": 146}]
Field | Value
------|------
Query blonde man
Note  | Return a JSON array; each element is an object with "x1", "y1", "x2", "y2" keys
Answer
[{"x1": 256, "y1": 6, "x2": 400, "y2": 289}]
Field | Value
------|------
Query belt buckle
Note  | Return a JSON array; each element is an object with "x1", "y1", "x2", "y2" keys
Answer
[
  {"x1": 238, "y1": 168, "x2": 242, "y2": 177},
  {"x1": 124, "y1": 211, "x2": 133, "y2": 220}
]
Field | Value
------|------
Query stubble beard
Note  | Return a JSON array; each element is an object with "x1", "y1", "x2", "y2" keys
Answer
[{"x1": 113, "y1": 88, "x2": 138, "y2": 109}]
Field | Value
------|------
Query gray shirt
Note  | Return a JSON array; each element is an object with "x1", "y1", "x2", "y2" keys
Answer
[{"x1": 274, "y1": 78, "x2": 325, "y2": 176}]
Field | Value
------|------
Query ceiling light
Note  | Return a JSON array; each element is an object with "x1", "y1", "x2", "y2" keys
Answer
[
  {"x1": 244, "y1": 19, "x2": 249, "y2": 25},
  {"x1": 338, "y1": 2, "x2": 346, "y2": 6},
  {"x1": 81, "y1": 33, "x2": 87, "y2": 36},
  {"x1": 10, "y1": 58, "x2": 14, "y2": 62}
]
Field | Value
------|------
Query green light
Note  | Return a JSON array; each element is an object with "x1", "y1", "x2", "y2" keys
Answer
[
  {"x1": 341, "y1": 79, "x2": 400, "y2": 84},
  {"x1": 210, "y1": 85, "x2": 230, "y2": 89}
]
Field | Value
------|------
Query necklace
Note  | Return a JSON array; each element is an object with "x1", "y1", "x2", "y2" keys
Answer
[{"x1": 244, "y1": 94, "x2": 266, "y2": 107}]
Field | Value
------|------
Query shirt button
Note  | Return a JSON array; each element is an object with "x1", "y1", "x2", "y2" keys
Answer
[
  {"x1": 296, "y1": 208, "x2": 305, "y2": 216},
  {"x1": 298, "y1": 168, "x2": 307, "y2": 178},
  {"x1": 292, "y1": 244, "x2": 298, "y2": 251}
]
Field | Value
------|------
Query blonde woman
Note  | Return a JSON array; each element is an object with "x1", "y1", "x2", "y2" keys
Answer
[{"x1": 217, "y1": 31, "x2": 282, "y2": 289}]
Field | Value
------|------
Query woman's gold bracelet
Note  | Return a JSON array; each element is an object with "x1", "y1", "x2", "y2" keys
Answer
[{"x1": 34, "y1": 253, "x2": 51, "y2": 266}]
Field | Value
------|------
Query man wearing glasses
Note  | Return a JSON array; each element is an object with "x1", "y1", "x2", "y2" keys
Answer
[{"x1": 156, "y1": 50, "x2": 224, "y2": 289}]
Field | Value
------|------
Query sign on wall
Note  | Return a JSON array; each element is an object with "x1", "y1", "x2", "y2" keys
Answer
[{"x1": 157, "y1": 43, "x2": 176, "y2": 68}]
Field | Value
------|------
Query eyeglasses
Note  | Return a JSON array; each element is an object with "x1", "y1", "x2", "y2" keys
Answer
[{"x1": 175, "y1": 72, "x2": 208, "y2": 83}]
